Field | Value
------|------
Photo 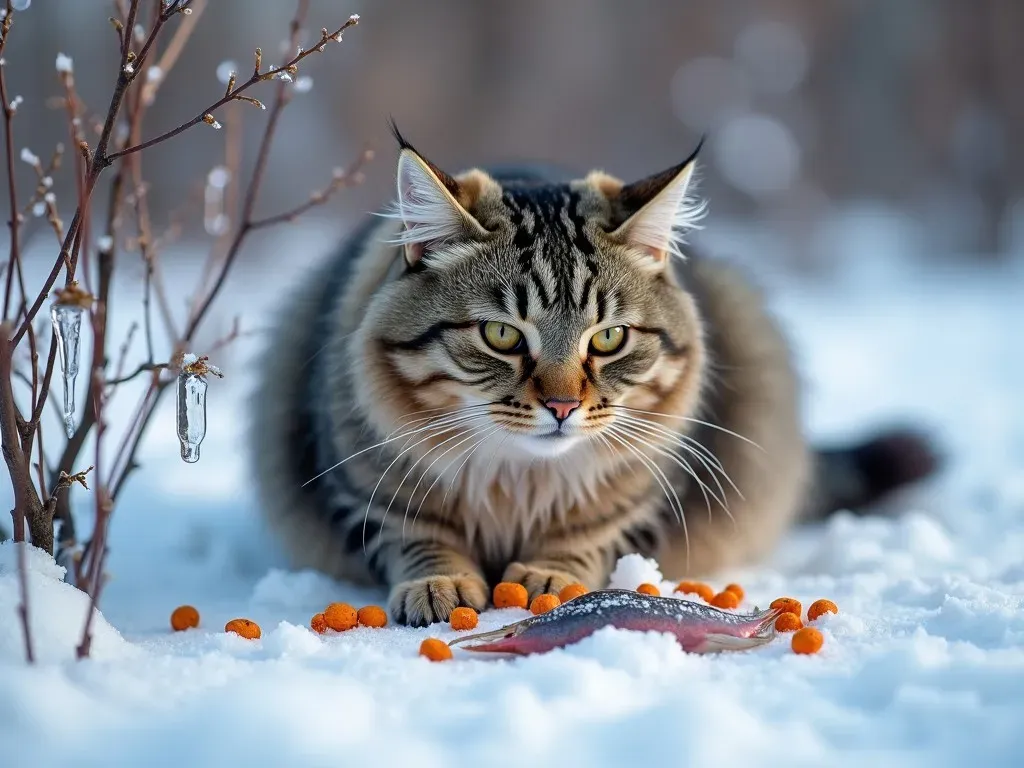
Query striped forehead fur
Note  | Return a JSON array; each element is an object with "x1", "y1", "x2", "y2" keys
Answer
[{"x1": 379, "y1": 141, "x2": 707, "y2": 267}]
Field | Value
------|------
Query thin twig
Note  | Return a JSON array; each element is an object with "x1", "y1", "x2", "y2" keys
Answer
[
  {"x1": 248, "y1": 147, "x2": 373, "y2": 230},
  {"x1": 1, "y1": 318, "x2": 39, "y2": 664},
  {"x1": 1, "y1": 8, "x2": 20, "y2": 323},
  {"x1": 105, "y1": 360, "x2": 167, "y2": 386},
  {"x1": 105, "y1": 13, "x2": 359, "y2": 165}
]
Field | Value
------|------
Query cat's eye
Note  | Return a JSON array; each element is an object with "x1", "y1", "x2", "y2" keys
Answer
[
  {"x1": 589, "y1": 326, "x2": 627, "y2": 355},
  {"x1": 481, "y1": 321, "x2": 525, "y2": 353}
]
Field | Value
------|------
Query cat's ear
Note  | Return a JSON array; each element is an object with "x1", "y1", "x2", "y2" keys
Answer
[
  {"x1": 605, "y1": 139, "x2": 706, "y2": 266},
  {"x1": 387, "y1": 123, "x2": 487, "y2": 267}
]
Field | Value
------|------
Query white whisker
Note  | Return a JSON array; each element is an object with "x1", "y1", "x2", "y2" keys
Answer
[
  {"x1": 302, "y1": 408, "x2": 493, "y2": 487},
  {"x1": 611, "y1": 421, "x2": 724, "y2": 519},
  {"x1": 411, "y1": 426, "x2": 502, "y2": 532},
  {"x1": 610, "y1": 405, "x2": 764, "y2": 452},
  {"x1": 613, "y1": 413, "x2": 742, "y2": 521},
  {"x1": 605, "y1": 426, "x2": 690, "y2": 567},
  {"x1": 360, "y1": 420, "x2": 489, "y2": 550},
  {"x1": 380, "y1": 416, "x2": 493, "y2": 543},
  {"x1": 399, "y1": 422, "x2": 496, "y2": 539}
]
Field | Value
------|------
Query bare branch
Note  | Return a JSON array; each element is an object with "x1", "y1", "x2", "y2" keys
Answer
[
  {"x1": 249, "y1": 147, "x2": 374, "y2": 230},
  {"x1": 105, "y1": 14, "x2": 360, "y2": 164}
]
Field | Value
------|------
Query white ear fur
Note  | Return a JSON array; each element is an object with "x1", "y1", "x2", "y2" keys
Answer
[
  {"x1": 380, "y1": 149, "x2": 485, "y2": 264},
  {"x1": 610, "y1": 160, "x2": 706, "y2": 263}
]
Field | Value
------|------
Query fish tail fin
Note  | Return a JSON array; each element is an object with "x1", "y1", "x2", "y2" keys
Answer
[
  {"x1": 696, "y1": 631, "x2": 776, "y2": 653},
  {"x1": 752, "y1": 606, "x2": 784, "y2": 636},
  {"x1": 694, "y1": 607, "x2": 782, "y2": 653}
]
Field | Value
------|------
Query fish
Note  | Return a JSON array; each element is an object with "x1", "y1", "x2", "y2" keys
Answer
[{"x1": 448, "y1": 589, "x2": 782, "y2": 656}]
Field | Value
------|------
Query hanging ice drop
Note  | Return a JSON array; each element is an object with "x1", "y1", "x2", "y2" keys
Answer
[
  {"x1": 50, "y1": 283, "x2": 92, "y2": 439},
  {"x1": 176, "y1": 371, "x2": 207, "y2": 462},
  {"x1": 175, "y1": 353, "x2": 223, "y2": 463}
]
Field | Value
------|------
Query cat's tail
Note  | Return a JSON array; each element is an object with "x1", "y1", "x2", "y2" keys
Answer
[{"x1": 804, "y1": 427, "x2": 941, "y2": 520}]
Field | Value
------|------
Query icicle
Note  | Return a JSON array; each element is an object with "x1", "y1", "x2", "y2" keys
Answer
[
  {"x1": 50, "y1": 283, "x2": 92, "y2": 439},
  {"x1": 176, "y1": 354, "x2": 223, "y2": 463}
]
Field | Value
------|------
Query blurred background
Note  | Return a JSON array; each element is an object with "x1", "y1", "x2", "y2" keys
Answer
[{"x1": 4, "y1": 0, "x2": 1023, "y2": 280}]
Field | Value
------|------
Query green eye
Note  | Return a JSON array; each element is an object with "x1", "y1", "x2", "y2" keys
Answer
[
  {"x1": 590, "y1": 326, "x2": 627, "y2": 355},
  {"x1": 481, "y1": 321, "x2": 524, "y2": 353}
]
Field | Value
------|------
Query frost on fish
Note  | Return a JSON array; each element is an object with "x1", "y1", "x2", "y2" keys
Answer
[
  {"x1": 50, "y1": 284, "x2": 92, "y2": 439},
  {"x1": 450, "y1": 589, "x2": 781, "y2": 656},
  {"x1": 175, "y1": 354, "x2": 223, "y2": 463}
]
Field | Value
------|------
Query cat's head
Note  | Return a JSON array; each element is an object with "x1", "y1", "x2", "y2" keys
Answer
[{"x1": 354, "y1": 127, "x2": 709, "y2": 462}]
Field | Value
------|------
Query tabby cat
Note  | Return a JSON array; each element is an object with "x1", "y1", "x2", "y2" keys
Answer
[{"x1": 250, "y1": 126, "x2": 935, "y2": 626}]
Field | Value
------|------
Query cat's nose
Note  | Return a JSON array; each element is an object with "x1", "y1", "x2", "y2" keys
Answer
[{"x1": 543, "y1": 398, "x2": 581, "y2": 424}]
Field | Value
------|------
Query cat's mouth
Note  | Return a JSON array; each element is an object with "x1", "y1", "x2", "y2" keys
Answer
[
  {"x1": 535, "y1": 429, "x2": 570, "y2": 439},
  {"x1": 508, "y1": 429, "x2": 584, "y2": 458}
]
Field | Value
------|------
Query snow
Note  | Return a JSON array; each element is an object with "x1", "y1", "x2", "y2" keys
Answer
[
  {"x1": 2, "y1": 217, "x2": 1024, "y2": 767},
  {"x1": 55, "y1": 53, "x2": 73, "y2": 74},
  {"x1": 19, "y1": 147, "x2": 38, "y2": 166}
]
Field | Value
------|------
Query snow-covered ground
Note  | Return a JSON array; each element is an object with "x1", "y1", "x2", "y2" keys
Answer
[{"x1": 2, "y1": 216, "x2": 1023, "y2": 767}]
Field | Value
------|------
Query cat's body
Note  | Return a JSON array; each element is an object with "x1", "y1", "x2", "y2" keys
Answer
[{"x1": 251, "y1": 132, "x2": 935, "y2": 626}]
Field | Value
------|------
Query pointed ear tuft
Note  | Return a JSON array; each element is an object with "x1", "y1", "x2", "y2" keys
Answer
[
  {"x1": 607, "y1": 138, "x2": 707, "y2": 264},
  {"x1": 379, "y1": 124, "x2": 487, "y2": 266}
]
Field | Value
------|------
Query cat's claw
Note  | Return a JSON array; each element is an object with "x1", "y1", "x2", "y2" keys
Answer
[
  {"x1": 502, "y1": 562, "x2": 580, "y2": 603},
  {"x1": 388, "y1": 573, "x2": 488, "y2": 627}
]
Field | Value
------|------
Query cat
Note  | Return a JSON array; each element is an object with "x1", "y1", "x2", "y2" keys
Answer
[{"x1": 249, "y1": 124, "x2": 937, "y2": 626}]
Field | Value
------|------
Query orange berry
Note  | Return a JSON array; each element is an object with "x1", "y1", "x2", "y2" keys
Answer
[
  {"x1": 558, "y1": 583, "x2": 588, "y2": 603},
  {"x1": 224, "y1": 618, "x2": 261, "y2": 640},
  {"x1": 724, "y1": 583, "x2": 745, "y2": 601},
  {"x1": 170, "y1": 605, "x2": 199, "y2": 632},
  {"x1": 310, "y1": 613, "x2": 328, "y2": 634},
  {"x1": 636, "y1": 583, "x2": 660, "y2": 597},
  {"x1": 324, "y1": 602, "x2": 358, "y2": 632},
  {"x1": 449, "y1": 607, "x2": 479, "y2": 631},
  {"x1": 675, "y1": 581, "x2": 715, "y2": 602},
  {"x1": 530, "y1": 593, "x2": 561, "y2": 615},
  {"x1": 774, "y1": 612, "x2": 803, "y2": 632},
  {"x1": 493, "y1": 582, "x2": 529, "y2": 609},
  {"x1": 770, "y1": 597, "x2": 803, "y2": 619},
  {"x1": 419, "y1": 637, "x2": 453, "y2": 662},
  {"x1": 357, "y1": 605, "x2": 388, "y2": 628},
  {"x1": 710, "y1": 590, "x2": 740, "y2": 609},
  {"x1": 807, "y1": 599, "x2": 839, "y2": 622},
  {"x1": 791, "y1": 627, "x2": 824, "y2": 655}
]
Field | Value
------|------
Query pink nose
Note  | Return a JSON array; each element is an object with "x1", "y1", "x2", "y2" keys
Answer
[{"x1": 544, "y1": 398, "x2": 581, "y2": 423}]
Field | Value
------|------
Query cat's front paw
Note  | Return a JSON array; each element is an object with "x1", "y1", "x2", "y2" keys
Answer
[
  {"x1": 502, "y1": 562, "x2": 579, "y2": 603},
  {"x1": 388, "y1": 573, "x2": 488, "y2": 627}
]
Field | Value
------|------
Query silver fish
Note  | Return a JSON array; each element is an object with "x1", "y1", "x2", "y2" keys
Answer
[{"x1": 449, "y1": 589, "x2": 781, "y2": 655}]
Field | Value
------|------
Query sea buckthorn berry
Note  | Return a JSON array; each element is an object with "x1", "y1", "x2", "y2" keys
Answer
[
  {"x1": 724, "y1": 583, "x2": 745, "y2": 601},
  {"x1": 493, "y1": 582, "x2": 529, "y2": 609},
  {"x1": 324, "y1": 602, "x2": 358, "y2": 632},
  {"x1": 530, "y1": 593, "x2": 561, "y2": 615},
  {"x1": 770, "y1": 597, "x2": 803, "y2": 619},
  {"x1": 558, "y1": 583, "x2": 588, "y2": 603},
  {"x1": 710, "y1": 590, "x2": 740, "y2": 609},
  {"x1": 807, "y1": 599, "x2": 839, "y2": 622},
  {"x1": 224, "y1": 618, "x2": 261, "y2": 640},
  {"x1": 791, "y1": 627, "x2": 824, "y2": 655},
  {"x1": 419, "y1": 637, "x2": 453, "y2": 662},
  {"x1": 310, "y1": 613, "x2": 328, "y2": 634},
  {"x1": 357, "y1": 605, "x2": 388, "y2": 628},
  {"x1": 170, "y1": 605, "x2": 199, "y2": 632},
  {"x1": 450, "y1": 607, "x2": 479, "y2": 631},
  {"x1": 774, "y1": 612, "x2": 803, "y2": 632},
  {"x1": 675, "y1": 581, "x2": 714, "y2": 602},
  {"x1": 636, "y1": 583, "x2": 660, "y2": 597}
]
